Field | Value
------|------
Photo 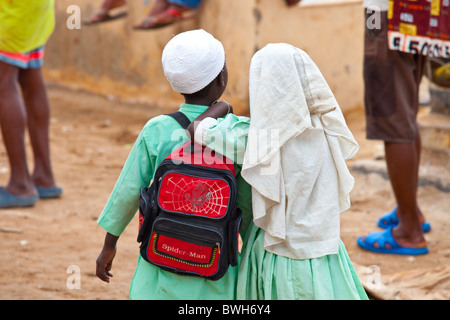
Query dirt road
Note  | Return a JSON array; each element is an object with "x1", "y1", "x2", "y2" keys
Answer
[{"x1": 0, "y1": 85, "x2": 448, "y2": 300}]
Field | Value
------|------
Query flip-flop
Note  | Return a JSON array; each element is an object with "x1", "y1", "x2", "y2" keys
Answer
[
  {"x1": 377, "y1": 207, "x2": 431, "y2": 233},
  {"x1": 83, "y1": 11, "x2": 127, "y2": 25},
  {"x1": 357, "y1": 228, "x2": 429, "y2": 255},
  {"x1": 133, "y1": 7, "x2": 197, "y2": 30},
  {"x1": 36, "y1": 186, "x2": 63, "y2": 199},
  {"x1": 0, "y1": 187, "x2": 38, "y2": 209}
]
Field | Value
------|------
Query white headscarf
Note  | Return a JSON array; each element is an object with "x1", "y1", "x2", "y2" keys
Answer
[
  {"x1": 162, "y1": 29, "x2": 225, "y2": 94},
  {"x1": 241, "y1": 43, "x2": 359, "y2": 259}
]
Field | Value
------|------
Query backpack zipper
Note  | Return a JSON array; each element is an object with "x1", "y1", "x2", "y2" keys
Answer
[{"x1": 150, "y1": 217, "x2": 223, "y2": 269}]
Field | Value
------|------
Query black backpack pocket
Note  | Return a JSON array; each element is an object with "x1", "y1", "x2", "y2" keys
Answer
[
  {"x1": 228, "y1": 208, "x2": 242, "y2": 267},
  {"x1": 141, "y1": 216, "x2": 227, "y2": 280},
  {"x1": 137, "y1": 184, "x2": 157, "y2": 243}
]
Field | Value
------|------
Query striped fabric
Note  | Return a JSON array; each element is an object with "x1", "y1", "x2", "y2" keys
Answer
[{"x1": 0, "y1": 46, "x2": 45, "y2": 69}]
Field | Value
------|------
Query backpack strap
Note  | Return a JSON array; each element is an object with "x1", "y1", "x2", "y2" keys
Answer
[{"x1": 165, "y1": 111, "x2": 191, "y2": 130}]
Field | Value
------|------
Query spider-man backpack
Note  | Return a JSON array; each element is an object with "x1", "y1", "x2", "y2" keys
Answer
[{"x1": 137, "y1": 112, "x2": 242, "y2": 281}]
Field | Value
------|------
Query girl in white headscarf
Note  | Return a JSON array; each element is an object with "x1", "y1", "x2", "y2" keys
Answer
[{"x1": 191, "y1": 43, "x2": 368, "y2": 300}]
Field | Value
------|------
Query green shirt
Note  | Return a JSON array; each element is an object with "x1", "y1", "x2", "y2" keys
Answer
[{"x1": 97, "y1": 103, "x2": 252, "y2": 300}]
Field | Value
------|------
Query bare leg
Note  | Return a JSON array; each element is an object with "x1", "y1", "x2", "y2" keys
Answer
[
  {"x1": 18, "y1": 67, "x2": 58, "y2": 190},
  {"x1": 384, "y1": 132, "x2": 426, "y2": 247},
  {"x1": 134, "y1": 0, "x2": 195, "y2": 29},
  {"x1": 134, "y1": 0, "x2": 170, "y2": 28},
  {"x1": 147, "y1": 0, "x2": 170, "y2": 16},
  {"x1": 0, "y1": 62, "x2": 37, "y2": 198},
  {"x1": 414, "y1": 132, "x2": 426, "y2": 223}
]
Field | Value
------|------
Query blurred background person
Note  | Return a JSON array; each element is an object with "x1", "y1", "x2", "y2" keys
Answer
[
  {"x1": 356, "y1": 0, "x2": 445, "y2": 255},
  {"x1": 0, "y1": 0, "x2": 62, "y2": 208},
  {"x1": 84, "y1": 0, "x2": 201, "y2": 29}
]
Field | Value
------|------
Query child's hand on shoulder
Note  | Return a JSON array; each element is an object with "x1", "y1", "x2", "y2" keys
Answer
[
  {"x1": 210, "y1": 100, "x2": 233, "y2": 118},
  {"x1": 187, "y1": 100, "x2": 233, "y2": 140}
]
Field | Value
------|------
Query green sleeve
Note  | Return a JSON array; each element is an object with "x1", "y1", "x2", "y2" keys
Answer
[
  {"x1": 97, "y1": 131, "x2": 155, "y2": 237},
  {"x1": 202, "y1": 114, "x2": 253, "y2": 237},
  {"x1": 203, "y1": 114, "x2": 250, "y2": 165}
]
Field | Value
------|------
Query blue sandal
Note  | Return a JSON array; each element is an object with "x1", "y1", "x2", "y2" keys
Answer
[
  {"x1": 377, "y1": 207, "x2": 431, "y2": 233},
  {"x1": 357, "y1": 228, "x2": 429, "y2": 255},
  {"x1": 36, "y1": 186, "x2": 63, "y2": 199},
  {"x1": 0, "y1": 187, "x2": 38, "y2": 208}
]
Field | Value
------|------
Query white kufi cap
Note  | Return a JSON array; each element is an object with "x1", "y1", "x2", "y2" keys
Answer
[{"x1": 162, "y1": 29, "x2": 225, "y2": 94}]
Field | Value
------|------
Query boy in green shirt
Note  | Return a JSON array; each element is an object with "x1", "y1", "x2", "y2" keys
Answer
[{"x1": 95, "y1": 29, "x2": 252, "y2": 299}]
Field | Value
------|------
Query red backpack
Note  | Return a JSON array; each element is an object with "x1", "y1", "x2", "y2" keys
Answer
[{"x1": 137, "y1": 112, "x2": 242, "y2": 280}]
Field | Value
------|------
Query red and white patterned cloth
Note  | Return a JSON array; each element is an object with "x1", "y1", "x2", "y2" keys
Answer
[{"x1": 388, "y1": 0, "x2": 450, "y2": 57}]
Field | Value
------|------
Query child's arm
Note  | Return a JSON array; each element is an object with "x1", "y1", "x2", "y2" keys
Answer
[
  {"x1": 96, "y1": 232, "x2": 119, "y2": 283},
  {"x1": 186, "y1": 101, "x2": 232, "y2": 140},
  {"x1": 188, "y1": 101, "x2": 250, "y2": 164}
]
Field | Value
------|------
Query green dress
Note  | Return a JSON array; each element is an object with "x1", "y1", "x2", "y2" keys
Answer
[
  {"x1": 203, "y1": 114, "x2": 368, "y2": 300},
  {"x1": 97, "y1": 103, "x2": 253, "y2": 300},
  {"x1": 237, "y1": 224, "x2": 368, "y2": 300}
]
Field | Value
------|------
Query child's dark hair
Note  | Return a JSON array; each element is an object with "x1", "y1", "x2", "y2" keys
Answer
[{"x1": 182, "y1": 72, "x2": 220, "y2": 99}]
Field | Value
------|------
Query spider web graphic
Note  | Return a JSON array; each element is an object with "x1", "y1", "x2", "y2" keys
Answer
[{"x1": 159, "y1": 174, "x2": 230, "y2": 218}]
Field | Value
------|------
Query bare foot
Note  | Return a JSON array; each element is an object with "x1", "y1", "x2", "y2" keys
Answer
[
  {"x1": 5, "y1": 182, "x2": 38, "y2": 199},
  {"x1": 391, "y1": 225, "x2": 427, "y2": 248},
  {"x1": 84, "y1": 0, "x2": 127, "y2": 24},
  {"x1": 134, "y1": 5, "x2": 195, "y2": 29}
]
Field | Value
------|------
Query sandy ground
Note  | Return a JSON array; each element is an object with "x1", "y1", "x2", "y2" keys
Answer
[{"x1": 0, "y1": 85, "x2": 449, "y2": 300}]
